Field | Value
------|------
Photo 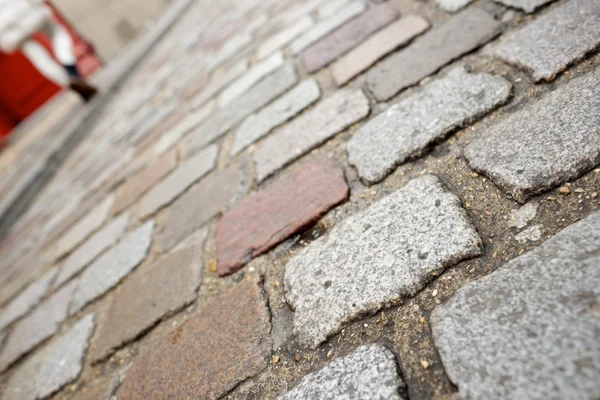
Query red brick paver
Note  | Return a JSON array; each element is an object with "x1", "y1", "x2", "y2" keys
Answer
[{"x1": 216, "y1": 159, "x2": 349, "y2": 276}]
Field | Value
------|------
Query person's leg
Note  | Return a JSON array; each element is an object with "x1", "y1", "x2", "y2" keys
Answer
[{"x1": 21, "y1": 39, "x2": 70, "y2": 87}]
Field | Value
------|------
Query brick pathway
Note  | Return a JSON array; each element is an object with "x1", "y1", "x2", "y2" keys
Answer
[{"x1": 0, "y1": 0, "x2": 598, "y2": 399}]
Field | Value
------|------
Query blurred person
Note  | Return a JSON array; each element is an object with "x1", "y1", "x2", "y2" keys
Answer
[{"x1": 0, "y1": 0, "x2": 98, "y2": 101}]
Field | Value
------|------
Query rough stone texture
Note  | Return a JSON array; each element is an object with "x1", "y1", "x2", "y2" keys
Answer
[
  {"x1": 232, "y1": 79, "x2": 321, "y2": 155},
  {"x1": 217, "y1": 159, "x2": 349, "y2": 276},
  {"x1": 493, "y1": 0, "x2": 600, "y2": 81},
  {"x1": 508, "y1": 202, "x2": 539, "y2": 229},
  {"x1": 348, "y1": 67, "x2": 511, "y2": 184},
  {"x1": 279, "y1": 345, "x2": 405, "y2": 400},
  {"x1": 3, "y1": 314, "x2": 95, "y2": 400},
  {"x1": 0, "y1": 268, "x2": 57, "y2": 331},
  {"x1": 436, "y1": 0, "x2": 472, "y2": 12},
  {"x1": 138, "y1": 145, "x2": 218, "y2": 218},
  {"x1": 114, "y1": 151, "x2": 177, "y2": 214},
  {"x1": 493, "y1": 0, "x2": 556, "y2": 13},
  {"x1": 91, "y1": 245, "x2": 203, "y2": 362},
  {"x1": 69, "y1": 221, "x2": 155, "y2": 315},
  {"x1": 54, "y1": 212, "x2": 130, "y2": 290},
  {"x1": 332, "y1": 16, "x2": 430, "y2": 86},
  {"x1": 302, "y1": 4, "x2": 399, "y2": 73},
  {"x1": 151, "y1": 102, "x2": 215, "y2": 156},
  {"x1": 290, "y1": 0, "x2": 367, "y2": 55},
  {"x1": 0, "y1": 279, "x2": 79, "y2": 373},
  {"x1": 285, "y1": 175, "x2": 482, "y2": 348},
  {"x1": 514, "y1": 225, "x2": 542, "y2": 243},
  {"x1": 117, "y1": 279, "x2": 272, "y2": 400},
  {"x1": 187, "y1": 64, "x2": 298, "y2": 155},
  {"x1": 254, "y1": 89, "x2": 370, "y2": 182},
  {"x1": 431, "y1": 211, "x2": 600, "y2": 400},
  {"x1": 53, "y1": 195, "x2": 114, "y2": 261},
  {"x1": 257, "y1": 16, "x2": 314, "y2": 59},
  {"x1": 219, "y1": 52, "x2": 284, "y2": 107},
  {"x1": 367, "y1": 8, "x2": 501, "y2": 101},
  {"x1": 156, "y1": 164, "x2": 245, "y2": 253},
  {"x1": 465, "y1": 68, "x2": 600, "y2": 203}
]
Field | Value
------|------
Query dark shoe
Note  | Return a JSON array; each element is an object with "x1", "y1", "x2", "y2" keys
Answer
[{"x1": 69, "y1": 78, "x2": 98, "y2": 102}]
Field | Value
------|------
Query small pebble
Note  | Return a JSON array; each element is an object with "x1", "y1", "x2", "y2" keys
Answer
[
  {"x1": 421, "y1": 360, "x2": 430, "y2": 369},
  {"x1": 559, "y1": 186, "x2": 571, "y2": 195},
  {"x1": 273, "y1": 355, "x2": 280, "y2": 363}
]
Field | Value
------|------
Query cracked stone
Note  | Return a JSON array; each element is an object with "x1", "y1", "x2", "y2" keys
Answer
[
  {"x1": 431, "y1": 211, "x2": 600, "y2": 400},
  {"x1": 138, "y1": 145, "x2": 218, "y2": 218},
  {"x1": 465, "y1": 68, "x2": 600, "y2": 203},
  {"x1": 217, "y1": 159, "x2": 349, "y2": 276},
  {"x1": 3, "y1": 314, "x2": 95, "y2": 400},
  {"x1": 278, "y1": 344, "x2": 406, "y2": 400},
  {"x1": 493, "y1": 0, "x2": 600, "y2": 81},
  {"x1": 90, "y1": 243, "x2": 204, "y2": 363},
  {"x1": 349, "y1": 67, "x2": 511, "y2": 184},
  {"x1": 508, "y1": 202, "x2": 539, "y2": 229},
  {"x1": 366, "y1": 7, "x2": 501, "y2": 101},
  {"x1": 302, "y1": 3, "x2": 399, "y2": 73},
  {"x1": 285, "y1": 175, "x2": 482, "y2": 347},
  {"x1": 254, "y1": 88, "x2": 369, "y2": 182},
  {"x1": 514, "y1": 225, "x2": 542, "y2": 244},
  {"x1": 156, "y1": 164, "x2": 245, "y2": 253},
  {"x1": 69, "y1": 221, "x2": 154, "y2": 315},
  {"x1": 118, "y1": 279, "x2": 272, "y2": 400}
]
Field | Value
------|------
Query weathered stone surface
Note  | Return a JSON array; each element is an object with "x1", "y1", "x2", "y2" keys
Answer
[
  {"x1": 156, "y1": 165, "x2": 245, "y2": 253},
  {"x1": 508, "y1": 202, "x2": 539, "y2": 229},
  {"x1": 279, "y1": 345, "x2": 405, "y2": 399},
  {"x1": 367, "y1": 8, "x2": 501, "y2": 101},
  {"x1": 91, "y1": 245, "x2": 203, "y2": 362},
  {"x1": 0, "y1": 279, "x2": 79, "y2": 373},
  {"x1": 54, "y1": 213, "x2": 130, "y2": 290},
  {"x1": 291, "y1": 0, "x2": 367, "y2": 55},
  {"x1": 114, "y1": 152, "x2": 177, "y2": 214},
  {"x1": 436, "y1": 0, "x2": 472, "y2": 12},
  {"x1": 257, "y1": 16, "x2": 314, "y2": 59},
  {"x1": 465, "y1": 68, "x2": 600, "y2": 203},
  {"x1": 53, "y1": 195, "x2": 114, "y2": 261},
  {"x1": 232, "y1": 79, "x2": 321, "y2": 155},
  {"x1": 219, "y1": 52, "x2": 284, "y2": 107},
  {"x1": 217, "y1": 159, "x2": 348, "y2": 276},
  {"x1": 493, "y1": 0, "x2": 600, "y2": 81},
  {"x1": 285, "y1": 175, "x2": 482, "y2": 347},
  {"x1": 69, "y1": 221, "x2": 155, "y2": 315},
  {"x1": 514, "y1": 225, "x2": 542, "y2": 244},
  {"x1": 303, "y1": 3, "x2": 399, "y2": 73},
  {"x1": 191, "y1": 59, "x2": 249, "y2": 110},
  {"x1": 187, "y1": 64, "x2": 298, "y2": 154},
  {"x1": 431, "y1": 211, "x2": 600, "y2": 400},
  {"x1": 349, "y1": 67, "x2": 511, "y2": 184},
  {"x1": 151, "y1": 101, "x2": 215, "y2": 156},
  {"x1": 332, "y1": 16, "x2": 429, "y2": 86},
  {"x1": 493, "y1": 0, "x2": 556, "y2": 13},
  {"x1": 254, "y1": 89, "x2": 369, "y2": 182},
  {"x1": 138, "y1": 145, "x2": 218, "y2": 218},
  {"x1": 0, "y1": 268, "x2": 57, "y2": 331},
  {"x1": 118, "y1": 279, "x2": 272, "y2": 400},
  {"x1": 3, "y1": 314, "x2": 95, "y2": 400}
]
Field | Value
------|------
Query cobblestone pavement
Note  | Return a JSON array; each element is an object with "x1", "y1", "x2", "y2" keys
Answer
[{"x1": 0, "y1": 0, "x2": 598, "y2": 398}]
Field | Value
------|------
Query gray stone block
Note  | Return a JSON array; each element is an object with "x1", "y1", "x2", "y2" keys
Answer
[
  {"x1": 431, "y1": 211, "x2": 600, "y2": 400},
  {"x1": 465, "y1": 68, "x2": 600, "y2": 203},
  {"x1": 278, "y1": 345, "x2": 406, "y2": 399},
  {"x1": 349, "y1": 67, "x2": 511, "y2": 184},
  {"x1": 285, "y1": 175, "x2": 482, "y2": 347}
]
